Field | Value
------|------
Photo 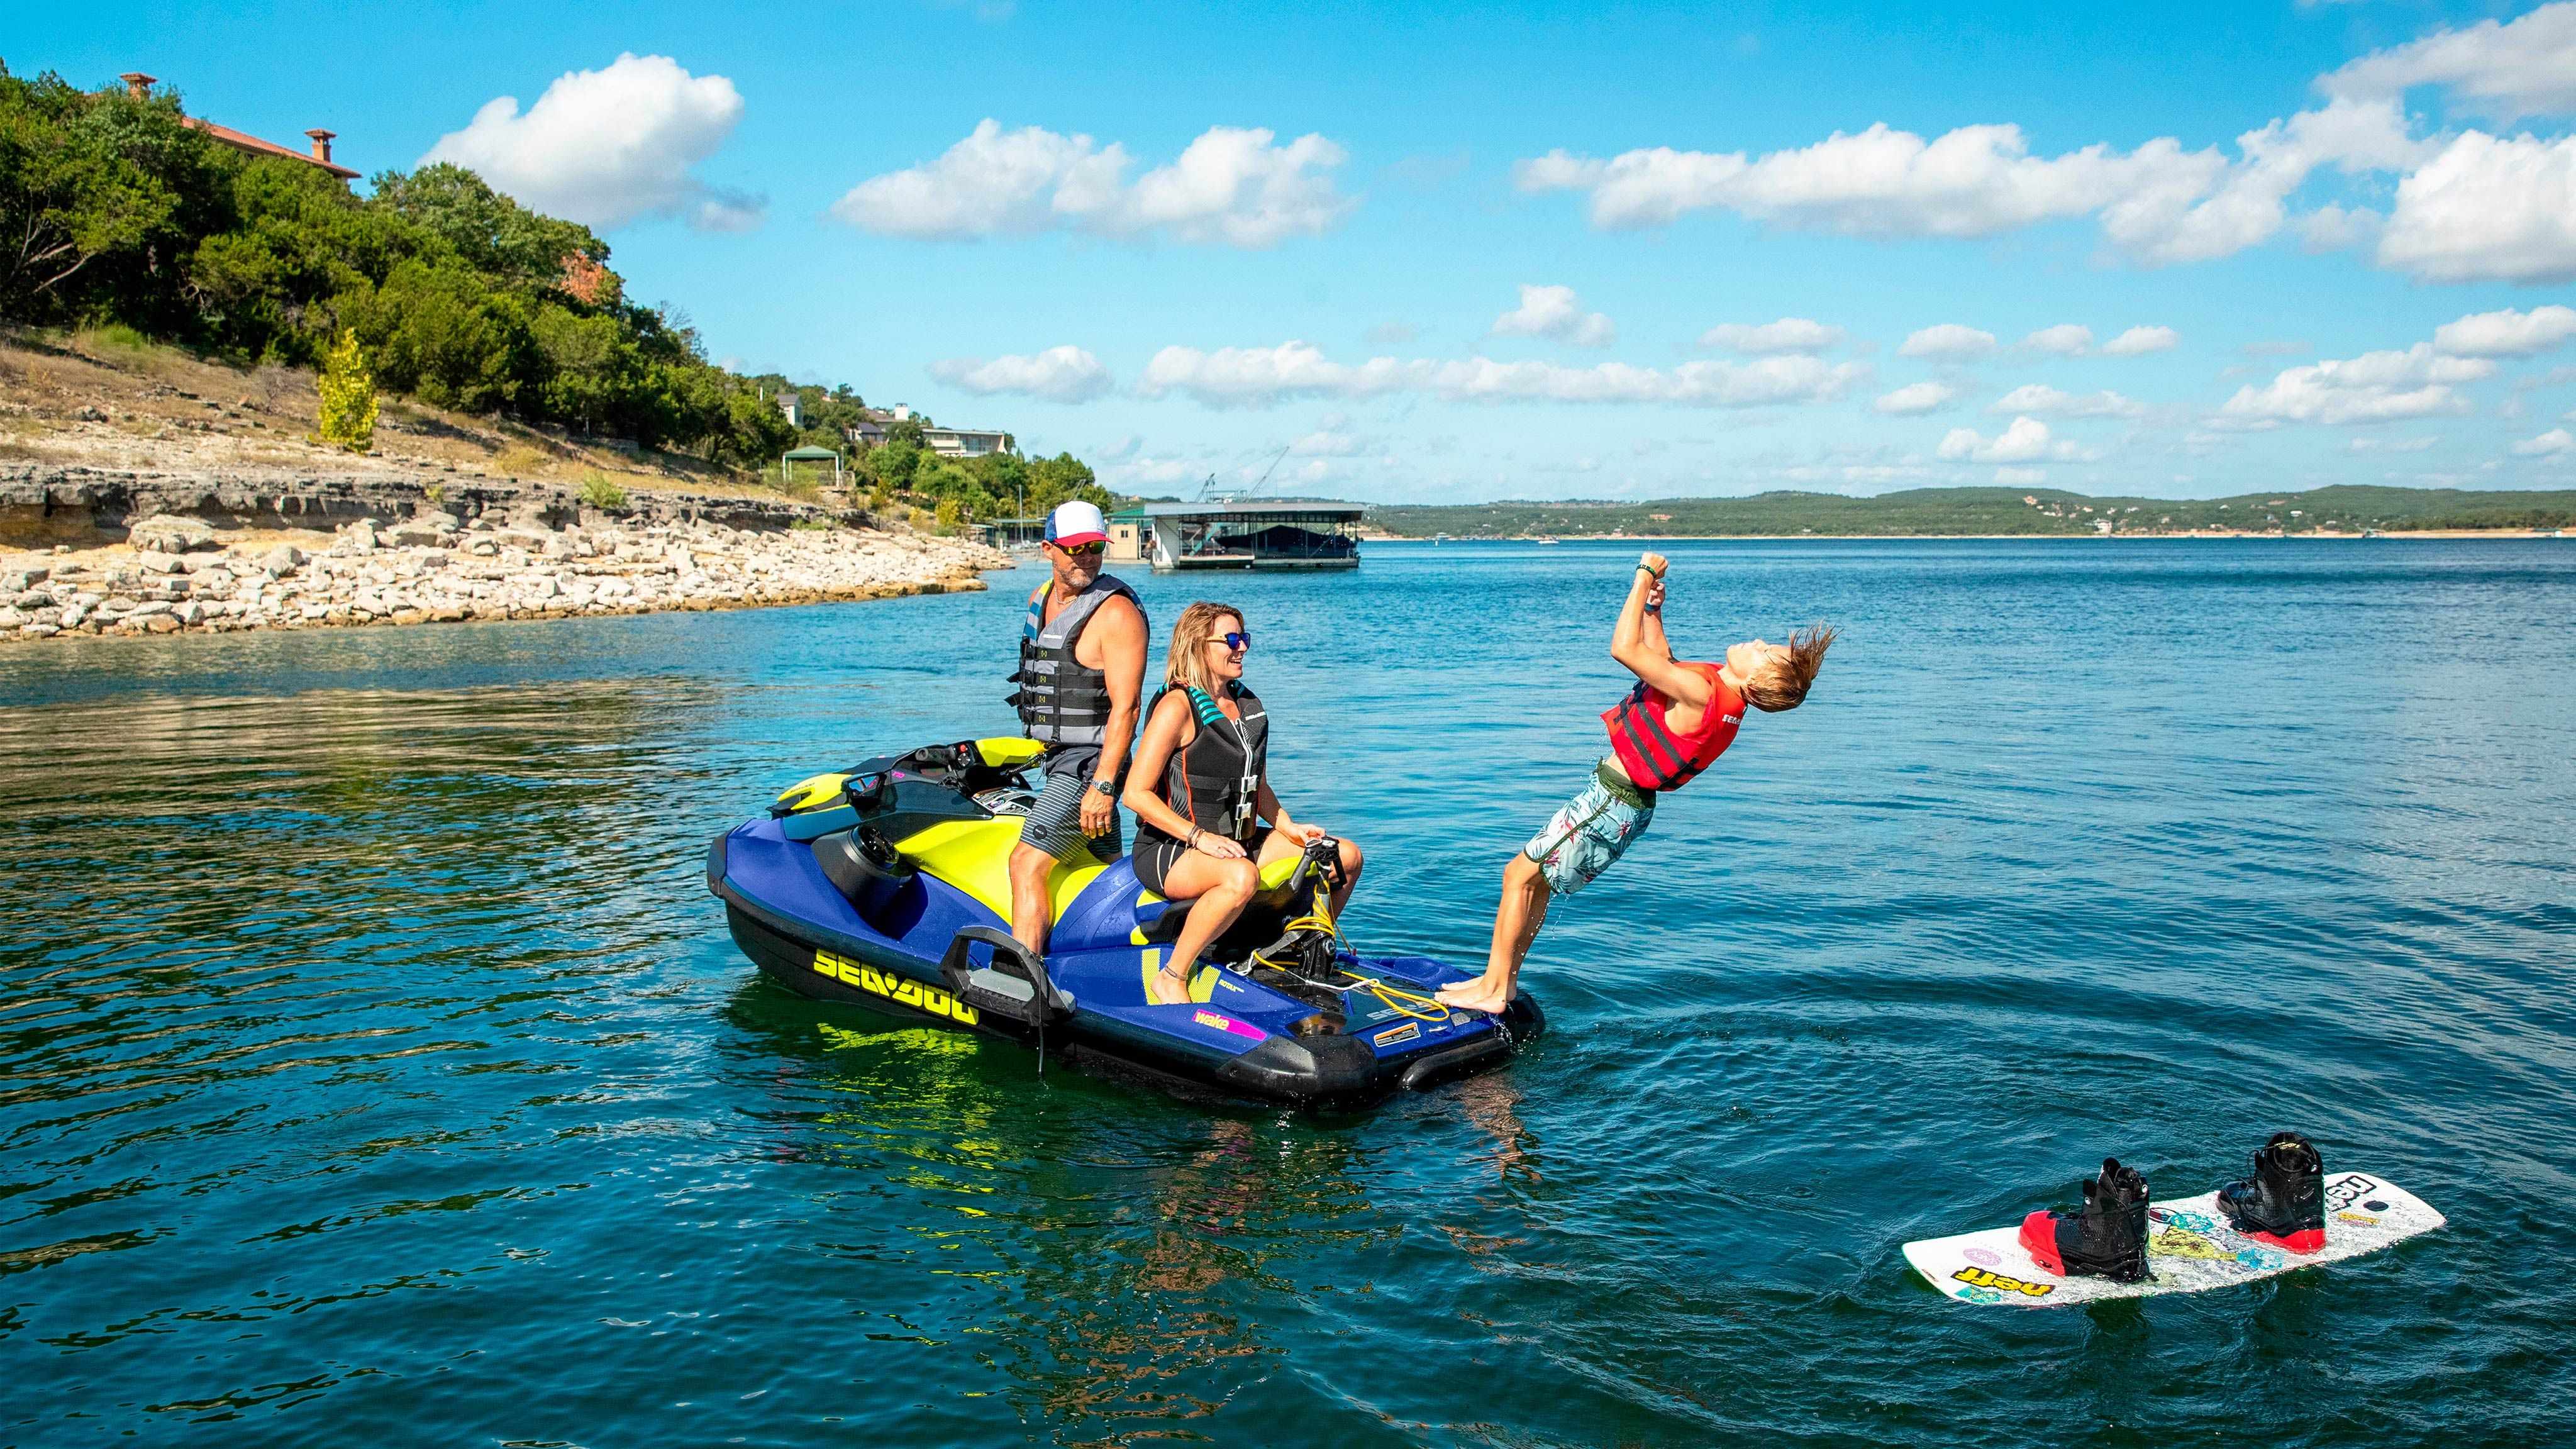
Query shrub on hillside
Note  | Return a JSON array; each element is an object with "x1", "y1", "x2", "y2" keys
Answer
[{"x1": 314, "y1": 329, "x2": 377, "y2": 452}]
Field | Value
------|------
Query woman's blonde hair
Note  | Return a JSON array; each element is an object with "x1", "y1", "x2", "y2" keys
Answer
[{"x1": 1163, "y1": 600, "x2": 1246, "y2": 697}]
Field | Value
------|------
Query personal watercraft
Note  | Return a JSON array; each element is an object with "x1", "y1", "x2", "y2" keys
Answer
[{"x1": 707, "y1": 737, "x2": 1543, "y2": 1106}]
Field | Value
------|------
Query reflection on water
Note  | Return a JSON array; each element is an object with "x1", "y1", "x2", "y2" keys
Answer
[{"x1": 4, "y1": 541, "x2": 2575, "y2": 1445}]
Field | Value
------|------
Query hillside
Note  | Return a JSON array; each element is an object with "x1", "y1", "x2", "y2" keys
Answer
[
  {"x1": 0, "y1": 330, "x2": 745, "y2": 492},
  {"x1": 1363, "y1": 486, "x2": 2576, "y2": 539}
]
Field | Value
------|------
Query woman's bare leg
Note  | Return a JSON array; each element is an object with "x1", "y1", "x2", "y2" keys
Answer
[{"x1": 1149, "y1": 852, "x2": 1259, "y2": 1005}]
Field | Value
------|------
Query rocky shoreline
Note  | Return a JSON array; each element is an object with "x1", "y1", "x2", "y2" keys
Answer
[{"x1": 1, "y1": 467, "x2": 1012, "y2": 643}]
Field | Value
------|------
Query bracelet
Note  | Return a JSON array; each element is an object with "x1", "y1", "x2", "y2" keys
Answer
[{"x1": 1187, "y1": 827, "x2": 1204, "y2": 850}]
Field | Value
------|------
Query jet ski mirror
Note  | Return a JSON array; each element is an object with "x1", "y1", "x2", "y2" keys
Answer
[{"x1": 848, "y1": 771, "x2": 889, "y2": 811}]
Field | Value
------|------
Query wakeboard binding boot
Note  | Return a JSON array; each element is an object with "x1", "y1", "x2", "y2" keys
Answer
[
  {"x1": 2018, "y1": 1158, "x2": 2151, "y2": 1282},
  {"x1": 2216, "y1": 1131, "x2": 2326, "y2": 1253}
]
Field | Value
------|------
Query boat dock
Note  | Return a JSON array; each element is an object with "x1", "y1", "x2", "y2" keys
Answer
[{"x1": 1133, "y1": 501, "x2": 1363, "y2": 572}]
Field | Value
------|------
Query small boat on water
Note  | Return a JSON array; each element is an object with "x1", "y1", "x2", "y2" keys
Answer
[{"x1": 708, "y1": 738, "x2": 1543, "y2": 1106}]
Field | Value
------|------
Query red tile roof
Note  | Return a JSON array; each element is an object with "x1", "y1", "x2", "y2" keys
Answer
[{"x1": 182, "y1": 116, "x2": 358, "y2": 179}]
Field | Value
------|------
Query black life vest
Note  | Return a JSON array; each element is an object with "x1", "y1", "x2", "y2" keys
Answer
[
  {"x1": 1155, "y1": 683, "x2": 1267, "y2": 840},
  {"x1": 1008, "y1": 575, "x2": 1143, "y2": 747}
]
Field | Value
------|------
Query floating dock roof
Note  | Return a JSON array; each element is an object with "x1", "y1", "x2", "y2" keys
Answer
[{"x1": 1138, "y1": 499, "x2": 1363, "y2": 572}]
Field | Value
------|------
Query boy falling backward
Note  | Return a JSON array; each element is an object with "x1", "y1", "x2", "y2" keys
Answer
[{"x1": 1437, "y1": 553, "x2": 1835, "y2": 1014}]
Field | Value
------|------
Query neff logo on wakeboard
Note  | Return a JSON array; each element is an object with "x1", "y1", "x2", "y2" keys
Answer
[
  {"x1": 1953, "y1": 1266, "x2": 2055, "y2": 1298},
  {"x1": 811, "y1": 951, "x2": 981, "y2": 1026},
  {"x1": 2324, "y1": 1174, "x2": 2380, "y2": 1214}
]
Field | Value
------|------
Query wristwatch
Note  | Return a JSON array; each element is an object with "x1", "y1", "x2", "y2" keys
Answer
[{"x1": 1087, "y1": 778, "x2": 1118, "y2": 797}]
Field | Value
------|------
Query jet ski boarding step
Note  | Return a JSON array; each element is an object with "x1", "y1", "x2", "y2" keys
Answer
[{"x1": 938, "y1": 926, "x2": 1075, "y2": 1029}]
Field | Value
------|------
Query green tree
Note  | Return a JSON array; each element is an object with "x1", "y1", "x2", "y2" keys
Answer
[{"x1": 0, "y1": 68, "x2": 184, "y2": 323}]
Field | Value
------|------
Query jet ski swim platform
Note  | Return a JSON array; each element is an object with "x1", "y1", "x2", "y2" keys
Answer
[{"x1": 708, "y1": 738, "x2": 1543, "y2": 1107}]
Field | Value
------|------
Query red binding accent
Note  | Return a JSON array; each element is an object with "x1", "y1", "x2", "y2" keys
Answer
[
  {"x1": 2241, "y1": 1226, "x2": 2326, "y2": 1254},
  {"x1": 2018, "y1": 1212, "x2": 2069, "y2": 1276}
]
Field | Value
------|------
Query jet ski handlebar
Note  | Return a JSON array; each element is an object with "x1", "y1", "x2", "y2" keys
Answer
[{"x1": 1286, "y1": 835, "x2": 1344, "y2": 898}]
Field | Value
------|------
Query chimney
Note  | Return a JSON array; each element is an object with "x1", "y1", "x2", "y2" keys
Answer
[
  {"x1": 120, "y1": 72, "x2": 157, "y2": 99},
  {"x1": 306, "y1": 129, "x2": 336, "y2": 165}
]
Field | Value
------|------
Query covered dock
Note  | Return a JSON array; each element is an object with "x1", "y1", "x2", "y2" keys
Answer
[{"x1": 1141, "y1": 501, "x2": 1363, "y2": 572}]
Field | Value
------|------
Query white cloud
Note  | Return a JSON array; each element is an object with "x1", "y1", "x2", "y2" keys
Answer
[
  {"x1": 927, "y1": 345, "x2": 1113, "y2": 402},
  {"x1": 2347, "y1": 435, "x2": 2440, "y2": 453},
  {"x1": 2435, "y1": 305, "x2": 2576, "y2": 356},
  {"x1": 832, "y1": 119, "x2": 1352, "y2": 247},
  {"x1": 1515, "y1": 98, "x2": 2425, "y2": 266},
  {"x1": 2024, "y1": 324, "x2": 2094, "y2": 356},
  {"x1": 2378, "y1": 131, "x2": 2576, "y2": 282},
  {"x1": 2217, "y1": 343, "x2": 2497, "y2": 427},
  {"x1": 421, "y1": 53, "x2": 756, "y2": 231},
  {"x1": 1991, "y1": 384, "x2": 2145, "y2": 418},
  {"x1": 1702, "y1": 318, "x2": 1845, "y2": 353},
  {"x1": 1492, "y1": 284, "x2": 1616, "y2": 347},
  {"x1": 1899, "y1": 324, "x2": 1998, "y2": 359},
  {"x1": 1875, "y1": 381, "x2": 1957, "y2": 415},
  {"x1": 1938, "y1": 415, "x2": 2090, "y2": 464},
  {"x1": 1134, "y1": 340, "x2": 1866, "y2": 409},
  {"x1": 2320, "y1": 3, "x2": 2576, "y2": 121},
  {"x1": 2511, "y1": 427, "x2": 2575, "y2": 456},
  {"x1": 2299, "y1": 203, "x2": 2382, "y2": 252},
  {"x1": 1289, "y1": 429, "x2": 1367, "y2": 457},
  {"x1": 2101, "y1": 325, "x2": 2180, "y2": 357},
  {"x1": 2107, "y1": 97, "x2": 2429, "y2": 266}
]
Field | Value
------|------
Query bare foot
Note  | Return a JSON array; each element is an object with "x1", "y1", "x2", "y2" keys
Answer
[
  {"x1": 1148, "y1": 965, "x2": 1194, "y2": 1006},
  {"x1": 1436, "y1": 979, "x2": 1514, "y2": 1013}
]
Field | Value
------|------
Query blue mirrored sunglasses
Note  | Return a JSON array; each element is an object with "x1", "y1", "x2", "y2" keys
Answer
[{"x1": 1221, "y1": 631, "x2": 1253, "y2": 652}]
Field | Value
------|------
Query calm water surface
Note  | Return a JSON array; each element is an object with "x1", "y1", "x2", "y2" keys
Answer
[{"x1": 3, "y1": 539, "x2": 2572, "y2": 1446}]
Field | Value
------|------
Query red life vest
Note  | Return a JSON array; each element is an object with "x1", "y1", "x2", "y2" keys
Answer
[{"x1": 1603, "y1": 663, "x2": 1743, "y2": 792}]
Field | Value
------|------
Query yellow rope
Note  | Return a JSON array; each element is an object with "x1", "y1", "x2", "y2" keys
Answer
[{"x1": 1247, "y1": 906, "x2": 1452, "y2": 1024}]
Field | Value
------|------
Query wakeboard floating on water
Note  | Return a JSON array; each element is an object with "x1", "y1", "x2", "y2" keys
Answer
[
  {"x1": 1904, "y1": 1170, "x2": 2444, "y2": 1307},
  {"x1": 708, "y1": 737, "x2": 1541, "y2": 1107}
]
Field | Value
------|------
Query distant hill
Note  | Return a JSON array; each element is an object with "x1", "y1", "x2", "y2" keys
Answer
[{"x1": 1362, "y1": 486, "x2": 2576, "y2": 538}]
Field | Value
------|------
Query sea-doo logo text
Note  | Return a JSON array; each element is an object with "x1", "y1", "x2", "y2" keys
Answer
[
  {"x1": 2324, "y1": 1174, "x2": 2380, "y2": 1213},
  {"x1": 813, "y1": 952, "x2": 980, "y2": 1026},
  {"x1": 1952, "y1": 1266, "x2": 2054, "y2": 1298}
]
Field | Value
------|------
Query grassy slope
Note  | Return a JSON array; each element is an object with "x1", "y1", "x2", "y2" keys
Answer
[
  {"x1": 0, "y1": 328, "x2": 778, "y2": 497},
  {"x1": 1362, "y1": 486, "x2": 2576, "y2": 538}
]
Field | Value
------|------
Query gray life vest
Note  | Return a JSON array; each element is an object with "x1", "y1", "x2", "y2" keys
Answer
[{"x1": 1008, "y1": 574, "x2": 1144, "y2": 747}]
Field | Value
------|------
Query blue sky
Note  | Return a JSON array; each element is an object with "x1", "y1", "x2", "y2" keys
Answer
[{"x1": 26, "y1": 1, "x2": 2576, "y2": 501}]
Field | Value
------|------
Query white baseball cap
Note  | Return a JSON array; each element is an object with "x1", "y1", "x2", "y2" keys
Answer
[{"x1": 1045, "y1": 499, "x2": 1109, "y2": 547}]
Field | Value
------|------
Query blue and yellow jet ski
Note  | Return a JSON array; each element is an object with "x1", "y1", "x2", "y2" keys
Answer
[{"x1": 707, "y1": 738, "x2": 1543, "y2": 1106}]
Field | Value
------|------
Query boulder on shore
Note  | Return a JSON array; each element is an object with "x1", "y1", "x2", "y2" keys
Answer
[{"x1": 128, "y1": 514, "x2": 219, "y2": 553}]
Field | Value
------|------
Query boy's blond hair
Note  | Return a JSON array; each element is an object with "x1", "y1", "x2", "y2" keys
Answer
[{"x1": 1743, "y1": 623, "x2": 1838, "y2": 713}]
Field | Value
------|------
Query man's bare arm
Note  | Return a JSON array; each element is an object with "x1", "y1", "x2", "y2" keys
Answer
[{"x1": 1082, "y1": 597, "x2": 1148, "y2": 833}]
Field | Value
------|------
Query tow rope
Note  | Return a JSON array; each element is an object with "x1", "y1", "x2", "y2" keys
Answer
[{"x1": 1246, "y1": 906, "x2": 1450, "y2": 1026}]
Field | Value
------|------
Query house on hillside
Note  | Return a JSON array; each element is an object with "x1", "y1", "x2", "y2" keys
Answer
[
  {"x1": 121, "y1": 73, "x2": 357, "y2": 181},
  {"x1": 924, "y1": 426, "x2": 1016, "y2": 460}
]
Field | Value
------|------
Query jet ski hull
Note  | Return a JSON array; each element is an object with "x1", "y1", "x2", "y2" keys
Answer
[{"x1": 707, "y1": 814, "x2": 1542, "y2": 1108}]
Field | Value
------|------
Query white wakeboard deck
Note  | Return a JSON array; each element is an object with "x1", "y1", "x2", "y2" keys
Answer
[{"x1": 1904, "y1": 1169, "x2": 2443, "y2": 1307}]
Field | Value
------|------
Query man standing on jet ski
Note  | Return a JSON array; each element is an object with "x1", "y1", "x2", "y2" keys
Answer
[
  {"x1": 1436, "y1": 553, "x2": 1834, "y2": 1015},
  {"x1": 1004, "y1": 500, "x2": 1148, "y2": 960}
]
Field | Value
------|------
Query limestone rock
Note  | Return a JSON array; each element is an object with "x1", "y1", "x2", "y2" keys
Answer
[
  {"x1": 128, "y1": 514, "x2": 219, "y2": 553},
  {"x1": 260, "y1": 545, "x2": 306, "y2": 574},
  {"x1": 386, "y1": 518, "x2": 456, "y2": 548}
]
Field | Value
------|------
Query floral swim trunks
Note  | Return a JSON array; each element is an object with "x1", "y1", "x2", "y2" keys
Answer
[{"x1": 1521, "y1": 757, "x2": 1657, "y2": 896}]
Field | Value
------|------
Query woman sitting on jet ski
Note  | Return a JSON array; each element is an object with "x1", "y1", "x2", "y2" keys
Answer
[{"x1": 1124, "y1": 601, "x2": 1365, "y2": 1006}]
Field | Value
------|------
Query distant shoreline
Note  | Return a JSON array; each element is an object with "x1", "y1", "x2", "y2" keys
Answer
[{"x1": 1365, "y1": 528, "x2": 2567, "y2": 543}]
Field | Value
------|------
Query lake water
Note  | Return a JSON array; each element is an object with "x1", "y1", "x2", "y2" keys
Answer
[{"x1": 4, "y1": 538, "x2": 2572, "y2": 1446}]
